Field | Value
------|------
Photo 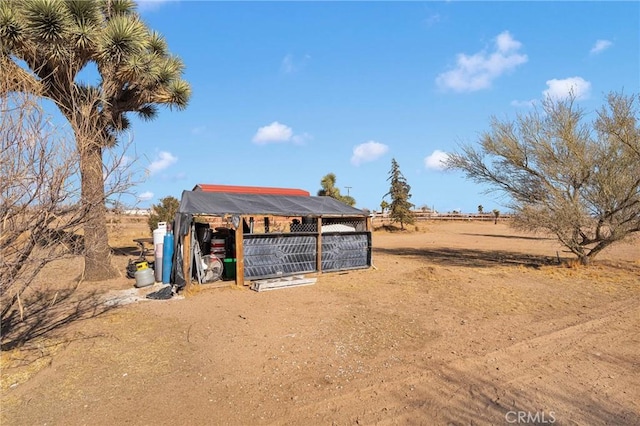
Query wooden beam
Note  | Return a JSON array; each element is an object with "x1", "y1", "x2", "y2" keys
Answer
[
  {"x1": 235, "y1": 217, "x2": 245, "y2": 287},
  {"x1": 250, "y1": 276, "x2": 317, "y2": 292},
  {"x1": 183, "y1": 226, "x2": 191, "y2": 293},
  {"x1": 316, "y1": 217, "x2": 322, "y2": 274},
  {"x1": 366, "y1": 216, "x2": 373, "y2": 269}
]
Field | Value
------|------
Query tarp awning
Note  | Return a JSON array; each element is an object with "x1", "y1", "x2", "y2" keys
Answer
[{"x1": 178, "y1": 190, "x2": 368, "y2": 217}]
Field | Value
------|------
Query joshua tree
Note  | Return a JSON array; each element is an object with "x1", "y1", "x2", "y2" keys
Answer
[
  {"x1": 380, "y1": 200, "x2": 389, "y2": 215},
  {"x1": 492, "y1": 209, "x2": 500, "y2": 225},
  {"x1": 317, "y1": 173, "x2": 356, "y2": 206},
  {"x1": 0, "y1": 0, "x2": 191, "y2": 280}
]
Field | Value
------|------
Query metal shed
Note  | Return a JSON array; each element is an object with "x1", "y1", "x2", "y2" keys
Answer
[{"x1": 173, "y1": 189, "x2": 372, "y2": 290}]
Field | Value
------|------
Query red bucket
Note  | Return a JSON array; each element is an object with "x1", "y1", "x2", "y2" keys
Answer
[{"x1": 211, "y1": 239, "x2": 226, "y2": 260}]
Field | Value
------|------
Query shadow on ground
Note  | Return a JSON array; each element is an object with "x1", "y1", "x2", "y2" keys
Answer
[
  {"x1": 373, "y1": 246, "x2": 560, "y2": 268},
  {"x1": 1, "y1": 287, "x2": 116, "y2": 352},
  {"x1": 112, "y1": 245, "x2": 144, "y2": 257},
  {"x1": 460, "y1": 232, "x2": 554, "y2": 241}
]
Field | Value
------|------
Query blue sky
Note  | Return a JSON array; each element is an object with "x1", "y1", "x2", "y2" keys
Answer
[{"x1": 118, "y1": 0, "x2": 639, "y2": 213}]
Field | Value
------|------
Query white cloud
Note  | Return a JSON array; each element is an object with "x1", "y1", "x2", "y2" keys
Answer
[
  {"x1": 147, "y1": 151, "x2": 177, "y2": 175},
  {"x1": 252, "y1": 121, "x2": 294, "y2": 144},
  {"x1": 280, "y1": 54, "x2": 311, "y2": 74},
  {"x1": 281, "y1": 54, "x2": 295, "y2": 74},
  {"x1": 252, "y1": 122, "x2": 311, "y2": 145},
  {"x1": 424, "y1": 150, "x2": 449, "y2": 171},
  {"x1": 436, "y1": 31, "x2": 528, "y2": 92},
  {"x1": 351, "y1": 141, "x2": 389, "y2": 166},
  {"x1": 543, "y1": 77, "x2": 591, "y2": 101},
  {"x1": 590, "y1": 39, "x2": 613, "y2": 55},
  {"x1": 138, "y1": 191, "x2": 154, "y2": 201},
  {"x1": 495, "y1": 31, "x2": 521, "y2": 52}
]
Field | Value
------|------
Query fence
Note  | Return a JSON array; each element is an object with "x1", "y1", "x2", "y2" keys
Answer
[{"x1": 371, "y1": 212, "x2": 512, "y2": 225}]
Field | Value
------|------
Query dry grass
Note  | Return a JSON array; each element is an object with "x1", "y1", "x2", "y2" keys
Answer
[{"x1": 0, "y1": 337, "x2": 65, "y2": 391}]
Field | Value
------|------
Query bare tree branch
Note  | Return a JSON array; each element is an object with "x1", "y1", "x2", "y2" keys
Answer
[{"x1": 0, "y1": 83, "x2": 141, "y2": 346}]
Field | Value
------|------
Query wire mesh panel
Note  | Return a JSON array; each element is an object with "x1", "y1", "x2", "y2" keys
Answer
[
  {"x1": 321, "y1": 233, "x2": 371, "y2": 272},
  {"x1": 243, "y1": 234, "x2": 317, "y2": 279},
  {"x1": 289, "y1": 220, "x2": 317, "y2": 233},
  {"x1": 321, "y1": 218, "x2": 367, "y2": 232}
]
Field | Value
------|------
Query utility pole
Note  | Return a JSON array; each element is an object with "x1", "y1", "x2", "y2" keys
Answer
[{"x1": 345, "y1": 186, "x2": 352, "y2": 196}]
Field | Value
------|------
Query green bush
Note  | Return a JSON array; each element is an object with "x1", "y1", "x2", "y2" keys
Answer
[{"x1": 148, "y1": 196, "x2": 179, "y2": 233}]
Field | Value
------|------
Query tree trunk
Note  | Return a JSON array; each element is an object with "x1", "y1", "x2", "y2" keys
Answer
[{"x1": 79, "y1": 140, "x2": 117, "y2": 281}]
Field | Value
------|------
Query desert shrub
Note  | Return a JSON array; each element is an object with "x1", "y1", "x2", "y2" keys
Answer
[{"x1": 148, "y1": 196, "x2": 180, "y2": 233}]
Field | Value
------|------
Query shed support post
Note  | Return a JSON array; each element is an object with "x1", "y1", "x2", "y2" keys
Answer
[
  {"x1": 366, "y1": 215, "x2": 372, "y2": 232},
  {"x1": 316, "y1": 217, "x2": 322, "y2": 274},
  {"x1": 183, "y1": 225, "x2": 191, "y2": 293},
  {"x1": 235, "y1": 217, "x2": 245, "y2": 287}
]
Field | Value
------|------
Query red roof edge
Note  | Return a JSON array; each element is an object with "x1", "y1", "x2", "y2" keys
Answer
[{"x1": 193, "y1": 184, "x2": 310, "y2": 197}]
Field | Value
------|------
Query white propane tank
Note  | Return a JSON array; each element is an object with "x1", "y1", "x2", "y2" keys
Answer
[
  {"x1": 134, "y1": 268, "x2": 155, "y2": 288},
  {"x1": 153, "y1": 222, "x2": 167, "y2": 282}
]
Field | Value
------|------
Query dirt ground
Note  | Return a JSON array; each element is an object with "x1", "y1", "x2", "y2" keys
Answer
[{"x1": 2, "y1": 220, "x2": 639, "y2": 425}]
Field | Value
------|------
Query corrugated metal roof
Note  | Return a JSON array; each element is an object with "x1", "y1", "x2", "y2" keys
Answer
[
  {"x1": 193, "y1": 184, "x2": 310, "y2": 197},
  {"x1": 178, "y1": 190, "x2": 367, "y2": 217}
]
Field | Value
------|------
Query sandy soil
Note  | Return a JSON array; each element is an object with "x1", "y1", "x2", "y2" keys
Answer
[{"x1": 2, "y1": 220, "x2": 639, "y2": 425}]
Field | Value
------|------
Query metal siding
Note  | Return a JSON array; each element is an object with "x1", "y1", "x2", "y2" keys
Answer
[{"x1": 194, "y1": 184, "x2": 310, "y2": 197}]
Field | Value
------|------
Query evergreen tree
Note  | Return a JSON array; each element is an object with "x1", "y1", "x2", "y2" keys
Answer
[{"x1": 384, "y1": 158, "x2": 414, "y2": 229}]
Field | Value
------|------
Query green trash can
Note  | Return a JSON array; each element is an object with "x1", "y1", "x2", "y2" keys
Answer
[{"x1": 223, "y1": 258, "x2": 236, "y2": 279}]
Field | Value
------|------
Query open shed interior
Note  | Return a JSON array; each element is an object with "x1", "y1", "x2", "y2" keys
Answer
[{"x1": 173, "y1": 190, "x2": 372, "y2": 289}]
